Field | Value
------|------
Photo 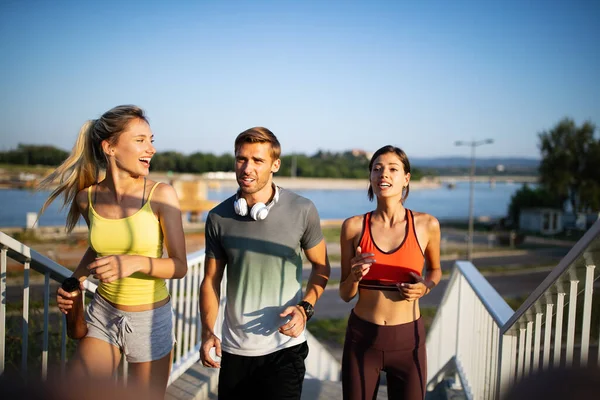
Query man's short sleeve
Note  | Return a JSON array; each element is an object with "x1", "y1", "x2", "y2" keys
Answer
[
  {"x1": 301, "y1": 201, "x2": 324, "y2": 250},
  {"x1": 205, "y1": 212, "x2": 226, "y2": 260}
]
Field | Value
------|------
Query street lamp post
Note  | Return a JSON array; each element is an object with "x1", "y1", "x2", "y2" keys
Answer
[{"x1": 454, "y1": 138, "x2": 494, "y2": 261}]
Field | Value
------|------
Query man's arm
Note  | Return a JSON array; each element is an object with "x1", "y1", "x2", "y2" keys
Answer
[
  {"x1": 302, "y1": 239, "x2": 331, "y2": 308},
  {"x1": 200, "y1": 256, "x2": 226, "y2": 337},
  {"x1": 199, "y1": 256, "x2": 226, "y2": 368},
  {"x1": 278, "y1": 239, "x2": 330, "y2": 338}
]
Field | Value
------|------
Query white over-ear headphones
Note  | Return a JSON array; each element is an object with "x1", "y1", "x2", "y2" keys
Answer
[{"x1": 234, "y1": 184, "x2": 280, "y2": 221}]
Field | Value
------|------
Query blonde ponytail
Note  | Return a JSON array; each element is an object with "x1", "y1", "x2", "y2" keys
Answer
[
  {"x1": 38, "y1": 120, "x2": 100, "y2": 232},
  {"x1": 38, "y1": 105, "x2": 148, "y2": 232}
]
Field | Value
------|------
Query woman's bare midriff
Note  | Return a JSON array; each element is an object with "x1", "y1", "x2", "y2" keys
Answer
[
  {"x1": 353, "y1": 289, "x2": 421, "y2": 326},
  {"x1": 98, "y1": 293, "x2": 170, "y2": 312}
]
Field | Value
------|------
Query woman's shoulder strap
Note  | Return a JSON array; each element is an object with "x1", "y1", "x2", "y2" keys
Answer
[
  {"x1": 358, "y1": 212, "x2": 371, "y2": 245},
  {"x1": 147, "y1": 181, "x2": 162, "y2": 202}
]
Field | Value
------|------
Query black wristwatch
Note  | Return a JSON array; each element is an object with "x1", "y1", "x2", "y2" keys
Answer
[{"x1": 297, "y1": 301, "x2": 314, "y2": 321}]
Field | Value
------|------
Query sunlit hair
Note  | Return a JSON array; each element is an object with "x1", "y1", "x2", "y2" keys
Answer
[
  {"x1": 38, "y1": 105, "x2": 148, "y2": 232},
  {"x1": 234, "y1": 127, "x2": 281, "y2": 160},
  {"x1": 367, "y1": 145, "x2": 411, "y2": 203}
]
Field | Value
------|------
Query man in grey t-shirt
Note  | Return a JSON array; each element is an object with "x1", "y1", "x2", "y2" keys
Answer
[{"x1": 199, "y1": 127, "x2": 331, "y2": 400}]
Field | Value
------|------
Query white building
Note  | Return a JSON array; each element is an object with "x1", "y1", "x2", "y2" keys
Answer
[{"x1": 519, "y1": 208, "x2": 563, "y2": 235}]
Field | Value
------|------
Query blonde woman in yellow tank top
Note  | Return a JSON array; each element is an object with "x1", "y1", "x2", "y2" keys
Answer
[{"x1": 38, "y1": 105, "x2": 188, "y2": 399}]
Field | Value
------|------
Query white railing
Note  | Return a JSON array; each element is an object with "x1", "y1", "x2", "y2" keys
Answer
[
  {"x1": 426, "y1": 261, "x2": 513, "y2": 399},
  {"x1": 0, "y1": 231, "x2": 97, "y2": 379},
  {"x1": 426, "y1": 219, "x2": 600, "y2": 399},
  {"x1": 0, "y1": 231, "x2": 212, "y2": 384},
  {"x1": 1, "y1": 231, "x2": 340, "y2": 386},
  {"x1": 167, "y1": 248, "x2": 226, "y2": 384}
]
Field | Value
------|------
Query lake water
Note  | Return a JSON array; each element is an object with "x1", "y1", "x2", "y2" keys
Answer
[{"x1": 0, "y1": 181, "x2": 523, "y2": 228}]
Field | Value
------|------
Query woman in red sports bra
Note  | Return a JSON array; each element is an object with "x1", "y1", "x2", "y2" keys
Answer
[{"x1": 339, "y1": 145, "x2": 442, "y2": 400}]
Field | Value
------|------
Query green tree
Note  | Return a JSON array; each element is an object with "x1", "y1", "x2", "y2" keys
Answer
[
  {"x1": 580, "y1": 140, "x2": 600, "y2": 211},
  {"x1": 538, "y1": 118, "x2": 600, "y2": 213},
  {"x1": 508, "y1": 184, "x2": 563, "y2": 226},
  {"x1": 0, "y1": 144, "x2": 68, "y2": 166},
  {"x1": 151, "y1": 151, "x2": 181, "y2": 171},
  {"x1": 215, "y1": 153, "x2": 235, "y2": 172}
]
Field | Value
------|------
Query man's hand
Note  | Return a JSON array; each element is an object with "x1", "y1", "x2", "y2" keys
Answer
[
  {"x1": 200, "y1": 332, "x2": 222, "y2": 368},
  {"x1": 278, "y1": 305, "x2": 306, "y2": 338}
]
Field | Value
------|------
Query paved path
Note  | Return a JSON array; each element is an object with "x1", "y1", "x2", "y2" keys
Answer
[
  {"x1": 165, "y1": 365, "x2": 389, "y2": 400},
  {"x1": 302, "y1": 379, "x2": 388, "y2": 399}
]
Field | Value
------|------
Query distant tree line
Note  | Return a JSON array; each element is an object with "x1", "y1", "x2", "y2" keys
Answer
[
  {"x1": 420, "y1": 165, "x2": 538, "y2": 177},
  {"x1": 0, "y1": 145, "x2": 424, "y2": 180},
  {"x1": 508, "y1": 118, "x2": 600, "y2": 226},
  {"x1": 0, "y1": 144, "x2": 69, "y2": 166}
]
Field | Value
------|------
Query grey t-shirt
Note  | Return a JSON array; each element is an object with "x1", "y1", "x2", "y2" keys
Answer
[{"x1": 205, "y1": 186, "x2": 324, "y2": 356}]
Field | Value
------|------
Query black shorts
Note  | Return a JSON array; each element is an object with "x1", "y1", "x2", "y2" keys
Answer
[{"x1": 218, "y1": 342, "x2": 309, "y2": 400}]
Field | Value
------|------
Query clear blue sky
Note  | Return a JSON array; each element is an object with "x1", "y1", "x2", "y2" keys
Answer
[{"x1": 1, "y1": 0, "x2": 598, "y2": 158}]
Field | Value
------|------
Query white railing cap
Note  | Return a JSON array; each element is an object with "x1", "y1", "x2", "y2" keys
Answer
[
  {"x1": 1, "y1": 231, "x2": 97, "y2": 292},
  {"x1": 455, "y1": 261, "x2": 514, "y2": 326},
  {"x1": 187, "y1": 249, "x2": 206, "y2": 266}
]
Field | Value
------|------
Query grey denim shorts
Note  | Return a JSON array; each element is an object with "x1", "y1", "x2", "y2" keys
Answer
[{"x1": 85, "y1": 293, "x2": 175, "y2": 363}]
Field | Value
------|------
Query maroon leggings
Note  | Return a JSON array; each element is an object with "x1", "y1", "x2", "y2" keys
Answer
[{"x1": 342, "y1": 310, "x2": 427, "y2": 400}]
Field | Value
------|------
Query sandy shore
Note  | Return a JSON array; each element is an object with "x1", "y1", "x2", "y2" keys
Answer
[
  {"x1": 148, "y1": 172, "x2": 441, "y2": 191},
  {"x1": 1, "y1": 167, "x2": 442, "y2": 193},
  {"x1": 221, "y1": 177, "x2": 440, "y2": 190}
]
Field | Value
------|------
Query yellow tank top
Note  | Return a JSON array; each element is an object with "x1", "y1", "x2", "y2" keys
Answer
[{"x1": 88, "y1": 182, "x2": 169, "y2": 306}]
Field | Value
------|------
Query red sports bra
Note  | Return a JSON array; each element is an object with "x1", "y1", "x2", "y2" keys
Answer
[{"x1": 358, "y1": 210, "x2": 425, "y2": 291}]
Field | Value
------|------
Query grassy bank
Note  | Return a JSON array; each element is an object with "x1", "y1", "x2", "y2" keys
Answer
[{"x1": 3, "y1": 304, "x2": 78, "y2": 376}]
